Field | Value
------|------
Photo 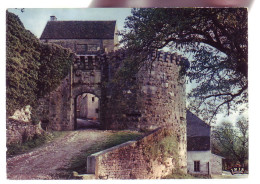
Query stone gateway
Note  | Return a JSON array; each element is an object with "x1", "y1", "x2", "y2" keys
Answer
[{"x1": 37, "y1": 16, "x2": 188, "y2": 178}]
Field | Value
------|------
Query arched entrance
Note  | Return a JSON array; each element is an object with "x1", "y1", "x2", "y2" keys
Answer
[{"x1": 74, "y1": 92, "x2": 100, "y2": 130}]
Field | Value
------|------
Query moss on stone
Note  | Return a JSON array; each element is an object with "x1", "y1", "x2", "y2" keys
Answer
[
  {"x1": 67, "y1": 130, "x2": 144, "y2": 175},
  {"x1": 6, "y1": 131, "x2": 66, "y2": 158},
  {"x1": 142, "y1": 128, "x2": 180, "y2": 168}
]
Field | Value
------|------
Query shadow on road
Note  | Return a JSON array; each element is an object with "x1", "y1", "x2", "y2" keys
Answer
[{"x1": 76, "y1": 118, "x2": 100, "y2": 130}]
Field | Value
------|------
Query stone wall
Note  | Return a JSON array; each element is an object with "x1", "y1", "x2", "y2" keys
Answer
[
  {"x1": 9, "y1": 105, "x2": 32, "y2": 123},
  {"x1": 34, "y1": 50, "x2": 188, "y2": 178},
  {"x1": 102, "y1": 51, "x2": 186, "y2": 130},
  {"x1": 6, "y1": 119, "x2": 44, "y2": 145},
  {"x1": 41, "y1": 38, "x2": 116, "y2": 53},
  {"x1": 210, "y1": 154, "x2": 223, "y2": 175},
  {"x1": 37, "y1": 54, "x2": 102, "y2": 131},
  {"x1": 76, "y1": 93, "x2": 89, "y2": 118},
  {"x1": 37, "y1": 50, "x2": 187, "y2": 139},
  {"x1": 86, "y1": 128, "x2": 184, "y2": 179},
  {"x1": 7, "y1": 105, "x2": 44, "y2": 144},
  {"x1": 187, "y1": 150, "x2": 211, "y2": 175},
  {"x1": 187, "y1": 151, "x2": 223, "y2": 175},
  {"x1": 100, "y1": 51, "x2": 187, "y2": 170},
  {"x1": 45, "y1": 73, "x2": 74, "y2": 131}
]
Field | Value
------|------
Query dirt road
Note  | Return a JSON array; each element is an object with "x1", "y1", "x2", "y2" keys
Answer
[{"x1": 7, "y1": 129, "x2": 113, "y2": 180}]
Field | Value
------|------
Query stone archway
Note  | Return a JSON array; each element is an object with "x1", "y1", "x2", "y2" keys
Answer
[
  {"x1": 72, "y1": 85, "x2": 101, "y2": 130},
  {"x1": 74, "y1": 92, "x2": 100, "y2": 130},
  {"x1": 37, "y1": 54, "x2": 103, "y2": 131}
]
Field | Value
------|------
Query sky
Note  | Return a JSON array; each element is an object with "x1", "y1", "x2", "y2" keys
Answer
[{"x1": 7, "y1": 8, "x2": 132, "y2": 38}]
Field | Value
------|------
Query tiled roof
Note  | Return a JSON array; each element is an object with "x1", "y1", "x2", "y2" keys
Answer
[
  {"x1": 187, "y1": 136, "x2": 210, "y2": 151},
  {"x1": 186, "y1": 110, "x2": 210, "y2": 137},
  {"x1": 40, "y1": 21, "x2": 116, "y2": 39},
  {"x1": 186, "y1": 110, "x2": 211, "y2": 151}
]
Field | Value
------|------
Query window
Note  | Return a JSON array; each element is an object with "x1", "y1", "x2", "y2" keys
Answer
[
  {"x1": 92, "y1": 97, "x2": 95, "y2": 102},
  {"x1": 88, "y1": 44, "x2": 98, "y2": 51},
  {"x1": 80, "y1": 56, "x2": 86, "y2": 69},
  {"x1": 194, "y1": 161, "x2": 200, "y2": 172},
  {"x1": 87, "y1": 56, "x2": 94, "y2": 69},
  {"x1": 80, "y1": 56, "x2": 85, "y2": 63},
  {"x1": 76, "y1": 44, "x2": 98, "y2": 53},
  {"x1": 76, "y1": 44, "x2": 87, "y2": 54}
]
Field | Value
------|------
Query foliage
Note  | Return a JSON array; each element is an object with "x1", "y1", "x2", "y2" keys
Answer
[
  {"x1": 6, "y1": 11, "x2": 74, "y2": 116},
  {"x1": 67, "y1": 131, "x2": 143, "y2": 175},
  {"x1": 146, "y1": 128, "x2": 179, "y2": 162},
  {"x1": 37, "y1": 43, "x2": 73, "y2": 97},
  {"x1": 6, "y1": 131, "x2": 65, "y2": 158},
  {"x1": 212, "y1": 117, "x2": 248, "y2": 166},
  {"x1": 100, "y1": 55, "x2": 143, "y2": 129},
  {"x1": 163, "y1": 171, "x2": 210, "y2": 179},
  {"x1": 6, "y1": 11, "x2": 40, "y2": 116},
  {"x1": 121, "y1": 8, "x2": 248, "y2": 123}
]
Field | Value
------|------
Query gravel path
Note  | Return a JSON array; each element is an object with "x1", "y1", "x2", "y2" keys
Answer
[{"x1": 7, "y1": 129, "x2": 113, "y2": 180}]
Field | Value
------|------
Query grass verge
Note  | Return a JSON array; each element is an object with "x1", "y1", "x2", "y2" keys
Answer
[
  {"x1": 163, "y1": 172, "x2": 211, "y2": 179},
  {"x1": 66, "y1": 130, "x2": 144, "y2": 176},
  {"x1": 6, "y1": 131, "x2": 66, "y2": 158}
]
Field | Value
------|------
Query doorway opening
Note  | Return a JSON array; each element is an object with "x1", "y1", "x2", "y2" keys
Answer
[{"x1": 74, "y1": 93, "x2": 100, "y2": 130}]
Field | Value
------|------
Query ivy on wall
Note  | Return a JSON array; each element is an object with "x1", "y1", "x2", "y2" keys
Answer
[
  {"x1": 6, "y1": 11, "x2": 74, "y2": 116},
  {"x1": 144, "y1": 128, "x2": 179, "y2": 162},
  {"x1": 37, "y1": 43, "x2": 73, "y2": 97}
]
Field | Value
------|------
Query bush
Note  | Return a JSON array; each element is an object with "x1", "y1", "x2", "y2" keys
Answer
[
  {"x1": 6, "y1": 131, "x2": 65, "y2": 158},
  {"x1": 6, "y1": 11, "x2": 74, "y2": 117},
  {"x1": 6, "y1": 11, "x2": 40, "y2": 116}
]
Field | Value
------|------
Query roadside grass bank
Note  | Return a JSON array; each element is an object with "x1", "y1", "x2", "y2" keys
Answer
[
  {"x1": 65, "y1": 130, "x2": 144, "y2": 176},
  {"x1": 6, "y1": 131, "x2": 67, "y2": 158},
  {"x1": 163, "y1": 171, "x2": 211, "y2": 179}
]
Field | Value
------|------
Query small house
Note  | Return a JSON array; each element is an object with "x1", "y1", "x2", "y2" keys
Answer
[
  {"x1": 40, "y1": 16, "x2": 118, "y2": 55},
  {"x1": 187, "y1": 110, "x2": 223, "y2": 175}
]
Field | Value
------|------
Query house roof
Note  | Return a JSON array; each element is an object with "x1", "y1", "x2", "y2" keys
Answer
[
  {"x1": 40, "y1": 20, "x2": 116, "y2": 40},
  {"x1": 187, "y1": 136, "x2": 210, "y2": 151},
  {"x1": 186, "y1": 110, "x2": 210, "y2": 137},
  {"x1": 211, "y1": 153, "x2": 225, "y2": 159},
  {"x1": 187, "y1": 110, "x2": 211, "y2": 151}
]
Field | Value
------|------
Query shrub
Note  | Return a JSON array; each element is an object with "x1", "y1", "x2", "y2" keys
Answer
[
  {"x1": 6, "y1": 131, "x2": 65, "y2": 158},
  {"x1": 6, "y1": 11, "x2": 74, "y2": 118}
]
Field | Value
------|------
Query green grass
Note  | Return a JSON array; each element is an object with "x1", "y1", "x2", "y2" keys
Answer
[
  {"x1": 66, "y1": 130, "x2": 144, "y2": 175},
  {"x1": 6, "y1": 131, "x2": 66, "y2": 158},
  {"x1": 163, "y1": 172, "x2": 211, "y2": 179}
]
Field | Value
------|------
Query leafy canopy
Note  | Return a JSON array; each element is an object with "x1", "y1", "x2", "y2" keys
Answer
[
  {"x1": 6, "y1": 11, "x2": 40, "y2": 115},
  {"x1": 121, "y1": 8, "x2": 248, "y2": 123},
  {"x1": 6, "y1": 11, "x2": 74, "y2": 116},
  {"x1": 212, "y1": 118, "x2": 248, "y2": 166}
]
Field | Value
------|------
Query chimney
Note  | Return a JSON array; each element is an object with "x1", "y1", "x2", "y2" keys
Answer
[{"x1": 50, "y1": 16, "x2": 57, "y2": 21}]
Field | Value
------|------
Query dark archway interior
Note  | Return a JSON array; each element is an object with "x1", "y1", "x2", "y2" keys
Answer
[{"x1": 74, "y1": 92, "x2": 100, "y2": 130}]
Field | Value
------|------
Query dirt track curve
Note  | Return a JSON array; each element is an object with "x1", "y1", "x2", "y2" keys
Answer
[{"x1": 7, "y1": 129, "x2": 113, "y2": 180}]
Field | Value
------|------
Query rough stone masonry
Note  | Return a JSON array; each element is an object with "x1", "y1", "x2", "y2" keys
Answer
[
  {"x1": 37, "y1": 49, "x2": 188, "y2": 178},
  {"x1": 86, "y1": 127, "x2": 186, "y2": 179}
]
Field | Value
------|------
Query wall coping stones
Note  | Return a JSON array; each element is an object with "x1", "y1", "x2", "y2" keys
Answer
[
  {"x1": 90, "y1": 140, "x2": 136, "y2": 157},
  {"x1": 85, "y1": 127, "x2": 182, "y2": 179}
]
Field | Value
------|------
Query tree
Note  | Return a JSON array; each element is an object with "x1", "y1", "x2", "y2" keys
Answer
[
  {"x1": 37, "y1": 43, "x2": 74, "y2": 97},
  {"x1": 121, "y1": 8, "x2": 248, "y2": 123},
  {"x1": 6, "y1": 11, "x2": 41, "y2": 115},
  {"x1": 212, "y1": 118, "x2": 248, "y2": 167},
  {"x1": 6, "y1": 11, "x2": 74, "y2": 116}
]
